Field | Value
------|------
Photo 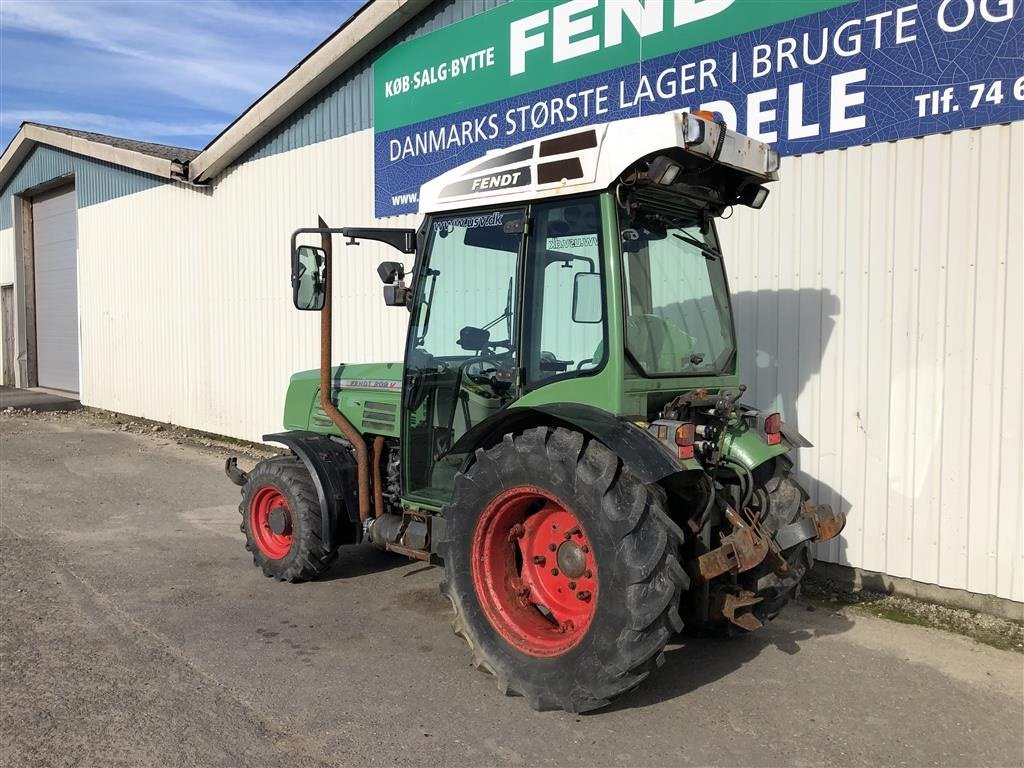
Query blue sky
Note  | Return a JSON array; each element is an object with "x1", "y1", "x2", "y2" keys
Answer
[{"x1": 0, "y1": 0, "x2": 363, "y2": 151}]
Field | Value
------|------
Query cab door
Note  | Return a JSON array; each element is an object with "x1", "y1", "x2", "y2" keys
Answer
[{"x1": 401, "y1": 208, "x2": 525, "y2": 507}]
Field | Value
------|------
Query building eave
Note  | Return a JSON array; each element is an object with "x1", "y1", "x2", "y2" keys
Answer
[
  {"x1": 0, "y1": 124, "x2": 186, "y2": 194},
  {"x1": 188, "y1": 0, "x2": 431, "y2": 184}
]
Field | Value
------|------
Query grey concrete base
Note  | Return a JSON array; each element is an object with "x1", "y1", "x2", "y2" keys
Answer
[
  {"x1": 810, "y1": 561, "x2": 1023, "y2": 622},
  {"x1": 0, "y1": 386, "x2": 80, "y2": 412}
]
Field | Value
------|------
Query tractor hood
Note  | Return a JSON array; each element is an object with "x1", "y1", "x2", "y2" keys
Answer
[{"x1": 283, "y1": 362, "x2": 404, "y2": 438}]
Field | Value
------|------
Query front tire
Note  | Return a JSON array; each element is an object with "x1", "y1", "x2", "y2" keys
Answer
[
  {"x1": 239, "y1": 456, "x2": 336, "y2": 582},
  {"x1": 438, "y1": 428, "x2": 688, "y2": 713}
]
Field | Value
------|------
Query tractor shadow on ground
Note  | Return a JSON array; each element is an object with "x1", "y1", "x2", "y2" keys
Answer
[
  {"x1": 316, "y1": 544, "x2": 411, "y2": 581},
  {"x1": 605, "y1": 606, "x2": 857, "y2": 712}
]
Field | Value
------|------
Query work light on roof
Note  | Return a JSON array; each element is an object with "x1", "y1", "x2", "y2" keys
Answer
[{"x1": 647, "y1": 155, "x2": 682, "y2": 186}]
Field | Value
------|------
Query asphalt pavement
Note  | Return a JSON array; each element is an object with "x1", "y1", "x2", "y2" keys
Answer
[{"x1": 1, "y1": 411, "x2": 1022, "y2": 768}]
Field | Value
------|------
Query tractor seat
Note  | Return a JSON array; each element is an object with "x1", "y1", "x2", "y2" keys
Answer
[
  {"x1": 624, "y1": 314, "x2": 695, "y2": 373},
  {"x1": 581, "y1": 315, "x2": 696, "y2": 373}
]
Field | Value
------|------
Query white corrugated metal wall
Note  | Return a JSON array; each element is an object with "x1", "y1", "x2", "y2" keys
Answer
[
  {"x1": 75, "y1": 130, "x2": 415, "y2": 440},
  {"x1": 724, "y1": 124, "x2": 1022, "y2": 603},
  {"x1": 4, "y1": 121, "x2": 1021, "y2": 602},
  {"x1": 0, "y1": 229, "x2": 14, "y2": 385}
]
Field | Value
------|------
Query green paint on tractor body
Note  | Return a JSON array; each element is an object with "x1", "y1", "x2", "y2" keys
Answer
[
  {"x1": 284, "y1": 362, "x2": 403, "y2": 439},
  {"x1": 281, "y1": 190, "x2": 791, "y2": 510}
]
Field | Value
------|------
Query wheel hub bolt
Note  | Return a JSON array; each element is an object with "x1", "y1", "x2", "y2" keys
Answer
[
  {"x1": 568, "y1": 581, "x2": 576, "y2": 590},
  {"x1": 548, "y1": 543, "x2": 557, "y2": 552},
  {"x1": 551, "y1": 568, "x2": 559, "y2": 576},
  {"x1": 532, "y1": 555, "x2": 546, "y2": 565},
  {"x1": 584, "y1": 569, "x2": 592, "y2": 579},
  {"x1": 576, "y1": 590, "x2": 591, "y2": 601},
  {"x1": 581, "y1": 545, "x2": 589, "y2": 553}
]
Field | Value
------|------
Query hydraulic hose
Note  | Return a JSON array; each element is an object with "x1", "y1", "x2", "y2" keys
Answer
[
  {"x1": 696, "y1": 475, "x2": 717, "y2": 531},
  {"x1": 721, "y1": 456, "x2": 754, "y2": 511}
]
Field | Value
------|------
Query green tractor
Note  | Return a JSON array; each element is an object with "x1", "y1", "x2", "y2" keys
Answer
[{"x1": 227, "y1": 111, "x2": 845, "y2": 713}]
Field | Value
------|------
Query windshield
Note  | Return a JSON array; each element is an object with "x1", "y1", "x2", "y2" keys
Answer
[{"x1": 621, "y1": 219, "x2": 735, "y2": 376}]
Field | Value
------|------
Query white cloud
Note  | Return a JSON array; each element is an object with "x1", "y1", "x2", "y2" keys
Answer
[
  {"x1": 0, "y1": 0, "x2": 355, "y2": 113},
  {"x1": 0, "y1": 109, "x2": 225, "y2": 141}
]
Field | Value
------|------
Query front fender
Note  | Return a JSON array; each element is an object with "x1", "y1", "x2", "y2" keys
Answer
[
  {"x1": 450, "y1": 402, "x2": 685, "y2": 484},
  {"x1": 262, "y1": 431, "x2": 360, "y2": 549}
]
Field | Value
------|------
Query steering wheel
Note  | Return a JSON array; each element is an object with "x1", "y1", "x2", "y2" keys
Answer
[{"x1": 463, "y1": 355, "x2": 501, "y2": 381}]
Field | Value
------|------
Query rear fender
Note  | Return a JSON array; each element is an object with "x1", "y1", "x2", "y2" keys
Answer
[
  {"x1": 262, "y1": 431, "x2": 360, "y2": 549},
  {"x1": 721, "y1": 424, "x2": 792, "y2": 473},
  {"x1": 450, "y1": 402, "x2": 683, "y2": 484}
]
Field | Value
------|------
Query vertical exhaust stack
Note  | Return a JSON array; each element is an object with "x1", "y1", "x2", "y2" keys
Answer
[{"x1": 318, "y1": 216, "x2": 372, "y2": 523}]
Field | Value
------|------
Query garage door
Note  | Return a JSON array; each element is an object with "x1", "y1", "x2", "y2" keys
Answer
[{"x1": 32, "y1": 186, "x2": 79, "y2": 393}]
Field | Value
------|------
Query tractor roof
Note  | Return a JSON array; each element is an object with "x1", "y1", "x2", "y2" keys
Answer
[{"x1": 418, "y1": 112, "x2": 780, "y2": 215}]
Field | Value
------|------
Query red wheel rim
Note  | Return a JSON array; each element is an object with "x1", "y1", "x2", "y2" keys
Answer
[
  {"x1": 471, "y1": 485, "x2": 598, "y2": 657},
  {"x1": 250, "y1": 486, "x2": 293, "y2": 559}
]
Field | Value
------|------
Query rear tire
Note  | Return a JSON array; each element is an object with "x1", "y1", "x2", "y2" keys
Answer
[
  {"x1": 438, "y1": 428, "x2": 688, "y2": 713},
  {"x1": 239, "y1": 456, "x2": 336, "y2": 582},
  {"x1": 746, "y1": 466, "x2": 812, "y2": 625}
]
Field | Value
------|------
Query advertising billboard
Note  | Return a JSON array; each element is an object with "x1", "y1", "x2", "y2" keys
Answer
[{"x1": 373, "y1": 0, "x2": 1023, "y2": 216}]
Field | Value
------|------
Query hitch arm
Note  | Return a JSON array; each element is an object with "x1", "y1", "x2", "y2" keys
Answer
[{"x1": 690, "y1": 507, "x2": 770, "y2": 583}]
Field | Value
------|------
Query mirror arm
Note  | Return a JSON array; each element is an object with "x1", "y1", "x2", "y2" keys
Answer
[
  {"x1": 290, "y1": 226, "x2": 417, "y2": 258},
  {"x1": 342, "y1": 227, "x2": 416, "y2": 255}
]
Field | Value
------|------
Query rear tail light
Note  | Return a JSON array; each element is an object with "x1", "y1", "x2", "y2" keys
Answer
[
  {"x1": 764, "y1": 412, "x2": 781, "y2": 445},
  {"x1": 675, "y1": 423, "x2": 695, "y2": 459}
]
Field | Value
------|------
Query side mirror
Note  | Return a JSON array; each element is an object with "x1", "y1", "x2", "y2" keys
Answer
[
  {"x1": 377, "y1": 261, "x2": 405, "y2": 284},
  {"x1": 292, "y1": 245, "x2": 326, "y2": 311},
  {"x1": 572, "y1": 272, "x2": 602, "y2": 324}
]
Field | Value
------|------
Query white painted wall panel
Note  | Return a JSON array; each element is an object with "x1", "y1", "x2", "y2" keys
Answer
[
  {"x1": 0, "y1": 227, "x2": 14, "y2": 386},
  {"x1": 77, "y1": 130, "x2": 413, "y2": 445},
  {"x1": 74, "y1": 123, "x2": 1022, "y2": 602},
  {"x1": 724, "y1": 123, "x2": 1023, "y2": 603},
  {"x1": 0, "y1": 228, "x2": 14, "y2": 285}
]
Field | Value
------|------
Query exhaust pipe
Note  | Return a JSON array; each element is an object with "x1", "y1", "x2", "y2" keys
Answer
[{"x1": 317, "y1": 216, "x2": 372, "y2": 524}]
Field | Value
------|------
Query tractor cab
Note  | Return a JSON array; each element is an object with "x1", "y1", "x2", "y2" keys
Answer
[{"x1": 395, "y1": 111, "x2": 777, "y2": 506}]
